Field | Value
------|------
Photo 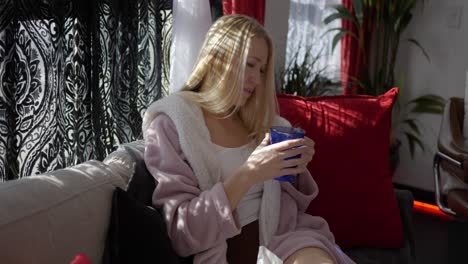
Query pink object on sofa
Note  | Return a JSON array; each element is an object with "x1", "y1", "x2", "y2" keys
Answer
[
  {"x1": 277, "y1": 88, "x2": 403, "y2": 249},
  {"x1": 70, "y1": 253, "x2": 92, "y2": 264}
]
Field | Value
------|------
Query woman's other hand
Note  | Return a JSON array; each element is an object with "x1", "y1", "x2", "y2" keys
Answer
[{"x1": 241, "y1": 133, "x2": 315, "y2": 186}]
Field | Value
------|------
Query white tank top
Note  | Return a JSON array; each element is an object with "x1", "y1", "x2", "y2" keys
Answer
[{"x1": 214, "y1": 141, "x2": 263, "y2": 227}]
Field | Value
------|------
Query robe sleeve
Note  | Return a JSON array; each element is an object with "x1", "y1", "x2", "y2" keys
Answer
[
  {"x1": 144, "y1": 114, "x2": 241, "y2": 257},
  {"x1": 268, "y1": 171, "x2": 356, "y2": 263}
]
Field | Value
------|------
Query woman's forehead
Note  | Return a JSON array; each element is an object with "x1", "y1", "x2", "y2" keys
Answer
[{"x1": 248, "y1": 37, "x2": 268, "y2": 64}]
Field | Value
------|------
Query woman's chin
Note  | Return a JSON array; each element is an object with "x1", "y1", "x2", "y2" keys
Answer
[{"x1": 236, "y1": 96, "x2": 251, "y2": 107}]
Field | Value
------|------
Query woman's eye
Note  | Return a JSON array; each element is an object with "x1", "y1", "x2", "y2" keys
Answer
[{"x1": 247, "y1": 62, "x2": 254, "y2": 68}]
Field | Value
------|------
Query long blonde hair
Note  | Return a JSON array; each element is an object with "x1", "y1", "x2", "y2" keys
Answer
[{"x1": 180, "y1": 15, "x2": 277, "y2": 142}]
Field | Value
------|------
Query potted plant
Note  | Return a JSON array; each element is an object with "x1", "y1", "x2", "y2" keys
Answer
[
  {"x1": 278, "y1": 48, "x2": 339, "y2": 97},
  {"x1": 324, "y1": 0, "x2": 445, "y2": 171}
]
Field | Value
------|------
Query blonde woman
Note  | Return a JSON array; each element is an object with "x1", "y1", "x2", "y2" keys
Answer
[{"x1": 143, "y1": 15, "x2": 354, "y2": 264}]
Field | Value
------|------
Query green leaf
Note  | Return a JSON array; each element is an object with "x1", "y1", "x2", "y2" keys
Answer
[
  {"x1": 352, "y1": 0, "x2": 364, "y2": 26},
  {"x1": 323, "y1": 13, "x2": 346, "y2": 25},
  {"x1": 321, "y1": 28, "x2": 359, "y2": 44},
  {"x1": 331, "y1": 30, "x2": 355, "y2": 52},
  {"x1": 410, "y1": 104, "x2": 444, "y2": 114},
  {"x1": 394, "y1": 12, "x2": 412, "y2": 33},
  {"x1": 394, "y1": 16, "x2": 402, "y2": 32},
  {"x1": 404, "y1": 132, "x2": 425, "y2": 158},
  {"x1": 407, "y1": 95, "x2": 446, "y2": 115},
  {"x1": 279, "y1": 47, "x2": 338, "y2": 97},
  {"x1": 405, "y1": 0, "x2": 418, "y2": 12},
  {"x1": 334, "y1": 5, "x2": 359, "y2": 25},
  {"x1": 393, "y1": 0, "x2": 417, "y2": 32},
  {"x1": 405, "y1": 133, "x2": 415, "y2": 158},
  {"x1": 407, "y1": 38, "x2": 431, "y2": 62},
  {"x1": 410, "y1": 102, "x2": 445, "y2": 110},
  {"x1": 408, "y1": 94, "x2": 445, "y2": 107},
  {"x1": 403, "y1": 118, "x2": 421, "y2": 135},
  {"x1": 348, "y1": 75, "x2": 366, "y2": 91},
  {"x1": 322, "y1": 27, "x2": 358, "y2": 39}
]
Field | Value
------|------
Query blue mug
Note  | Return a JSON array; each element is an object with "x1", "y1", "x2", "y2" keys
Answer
[{"x1": 270, "y1": 126, "x2": 305, "y2": 182}]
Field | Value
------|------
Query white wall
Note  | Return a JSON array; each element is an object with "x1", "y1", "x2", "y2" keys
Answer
[
  {"x1": 393, "y1": 0, "x2": 468, "y2": 191},
  {"x1": 264, "y1": 0, "x2": 290, "y2": 76}
]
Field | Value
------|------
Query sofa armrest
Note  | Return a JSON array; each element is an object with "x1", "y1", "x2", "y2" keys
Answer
[{"x1": 0, "y1": 161, "x2": 125, "y2": 264}]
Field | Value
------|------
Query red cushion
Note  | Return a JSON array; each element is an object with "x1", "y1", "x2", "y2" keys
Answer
[{"x1": 277, "y1": 88, "x2": 403, "y2": 249}]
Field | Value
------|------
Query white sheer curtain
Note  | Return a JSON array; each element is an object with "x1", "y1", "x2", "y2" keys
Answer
[
  {"x1": 285, "y1": 0, "x2": 341, "y2": 81},
  {"x1": 169, "y1": 0, "x2": 212, "y2": 93}
]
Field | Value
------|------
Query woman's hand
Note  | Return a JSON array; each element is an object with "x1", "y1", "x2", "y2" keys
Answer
[
  {"x1": 240, "y1": 133, "x2": 315, "y2": 186},
  {"x1": 224, "y1": 133, "x2": 315, "y2": 211}
]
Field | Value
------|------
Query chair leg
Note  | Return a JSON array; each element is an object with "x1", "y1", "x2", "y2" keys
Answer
[{"x1": 433, "y1": 153, "x2": 457, "y2": 216}]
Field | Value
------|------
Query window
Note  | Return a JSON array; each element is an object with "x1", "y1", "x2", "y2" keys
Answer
[{"x1": 285, "y1": 0, "x2": 341, "y2": 83}]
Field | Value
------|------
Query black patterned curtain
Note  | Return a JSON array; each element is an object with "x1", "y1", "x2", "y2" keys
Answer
[{"x1": 0, "y1": 0, "x2": 172, "y2": 181}]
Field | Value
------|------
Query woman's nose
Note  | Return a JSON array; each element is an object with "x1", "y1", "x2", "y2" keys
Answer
[{"x1": 248, "y1": 71, "x2": 261, "y2": 86}]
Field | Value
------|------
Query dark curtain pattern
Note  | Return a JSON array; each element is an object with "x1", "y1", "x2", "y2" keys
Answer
[{"x1": 0, "y1": 0, "x2": 172, "y2": 181}]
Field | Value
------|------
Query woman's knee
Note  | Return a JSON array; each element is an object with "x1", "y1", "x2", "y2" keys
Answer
[{"x1": 284, "y1": 247, "x2": 335, "y2": 264}]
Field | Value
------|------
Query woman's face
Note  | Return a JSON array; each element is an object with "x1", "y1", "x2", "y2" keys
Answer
[{"x1": 240, "y1": 36, "x2": 268, "y2": 106}]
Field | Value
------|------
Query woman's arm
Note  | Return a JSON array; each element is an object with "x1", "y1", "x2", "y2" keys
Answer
[{"x1": 144, "y1": 114, "x2": 241, "y2": 257}]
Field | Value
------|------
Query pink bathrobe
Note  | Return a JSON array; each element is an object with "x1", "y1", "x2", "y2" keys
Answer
[{"x1": 144, "y1": 114, "x2": 355, "y2": 264}]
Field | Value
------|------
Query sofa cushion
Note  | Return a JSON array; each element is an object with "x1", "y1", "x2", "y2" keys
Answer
[
  {"x1": 0, "y1": 160, "x2": 125, "y2": 264},
  {"x1": 277, "y1": 88, "x2": 403, "y2": 249},
  {"x1": 103, "y1": 140, "x2": 146, "y2": 186},
  {"x1": 103, "y1": 140, "x2": 156, "y2": 205},
  {"x1": 103, "y1": 187, "x2": 181, "y2": 264},
  {"x1": 103, "y1": 140, "x2": 194, "y2": 264}
]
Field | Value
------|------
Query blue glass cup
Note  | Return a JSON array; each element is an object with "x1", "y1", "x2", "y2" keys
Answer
[{"x1": 270, "y1": 126, "x2": 305, "y2": 182}]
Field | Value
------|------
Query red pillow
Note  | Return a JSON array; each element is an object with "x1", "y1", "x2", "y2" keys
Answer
[{"x1": 277, "y1": 88, "x2": 403, "y2": 249}]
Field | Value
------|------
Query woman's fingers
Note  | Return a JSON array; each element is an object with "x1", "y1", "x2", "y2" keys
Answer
[
  {"x1": 278, "y1": 146, "x2": 314, "y2": 159},
  {"x1": 271, "y1": 138, "x2": 306, "y2": 151},
  {"x1": 276, "y1": 145, "x2": 315, "y2": 164},
  {"x1": 304, "y1": 136, "x2": 315, "y2": 147},
  {"x1": 280, "y1": 165, "x2": 307, "y2": 176},
  {"x1": 272, "y1": 137, "x2": 315, "y2": 152},
  {"x1": 282, "y1": 154, "x2": 311, "y2": 168},
  {"x1": 258, "y1": 133, "x2": 270, "y2": 148},
  {"x1": 246, "y1": 133, "x2": 316, "y2": 183}
]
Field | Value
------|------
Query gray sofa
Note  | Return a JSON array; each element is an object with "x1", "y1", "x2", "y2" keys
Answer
[{"x1": 0, "y1": 140, "x2": 415, "y2": 264}]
